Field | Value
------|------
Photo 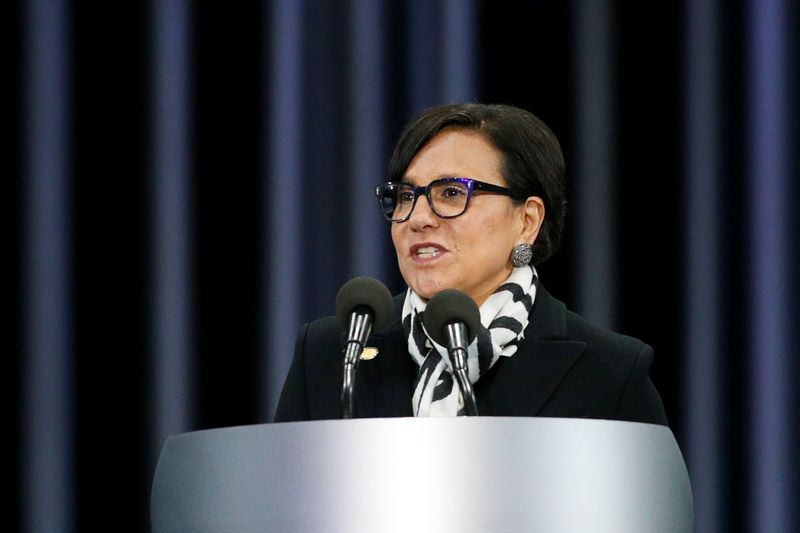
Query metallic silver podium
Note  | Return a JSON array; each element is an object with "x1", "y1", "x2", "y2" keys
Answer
[{"x1": 151, "y1": 417, "x2": 693, "y2": 532}]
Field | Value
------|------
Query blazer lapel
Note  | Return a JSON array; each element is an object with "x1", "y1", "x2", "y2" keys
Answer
[
  {"x1": 476, "y1": 283, "x2": 586, "y2": 416},
  {"x1": 350, "y1": 296, "x2": 416, "y2": 418}
]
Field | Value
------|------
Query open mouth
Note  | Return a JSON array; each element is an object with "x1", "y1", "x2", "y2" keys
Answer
[{"x1": 415, "y1": 246, "x2": 441, "y2": 258}]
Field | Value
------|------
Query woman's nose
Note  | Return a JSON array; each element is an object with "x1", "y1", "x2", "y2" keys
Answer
[{"x1": 407, "y1": 194, "x2": 438, "y2": 229}]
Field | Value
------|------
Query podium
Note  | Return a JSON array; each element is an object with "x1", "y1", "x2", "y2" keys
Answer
[{"x1": 151, "y1": 417, "x2": 693, "y2": 532}]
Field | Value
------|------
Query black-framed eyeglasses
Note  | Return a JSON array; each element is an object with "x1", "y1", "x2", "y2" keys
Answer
[{"x1": 375, "y1": 177, "x2": 518, "y2": 222}]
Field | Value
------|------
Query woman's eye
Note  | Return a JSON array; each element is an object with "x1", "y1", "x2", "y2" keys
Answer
[
  {"x1": 398, "y1": 191, "x2": 415, "y2": 203},
  {"x1": 441, "y1": 186, "x2": 465, "y2": 198}
]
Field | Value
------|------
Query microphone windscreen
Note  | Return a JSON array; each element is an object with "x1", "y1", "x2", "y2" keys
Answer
[
  {"x1": 335, "y1": 277, "x2": 394, "y2": 332},
  {"x1": 422, "y1": 288, "x2": 481, "y2": 345}
]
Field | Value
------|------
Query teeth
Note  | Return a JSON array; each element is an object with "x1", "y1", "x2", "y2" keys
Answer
[{"x1": 416, "y1": 247, "x2": 440, "y2": 258}]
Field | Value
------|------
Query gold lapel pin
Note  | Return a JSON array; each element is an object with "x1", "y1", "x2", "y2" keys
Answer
[{"x1": 360, "y1": 347, "x2": 379, "y2": 360}]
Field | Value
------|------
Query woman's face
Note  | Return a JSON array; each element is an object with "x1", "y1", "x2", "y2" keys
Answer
[{"x1": 391, "y1": 128, "x2": 544, "y2": 306}]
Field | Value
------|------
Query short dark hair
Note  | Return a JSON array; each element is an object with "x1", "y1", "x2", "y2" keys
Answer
[{"x1": 387, "y1": 102, "x2": 567, "y2": 264}]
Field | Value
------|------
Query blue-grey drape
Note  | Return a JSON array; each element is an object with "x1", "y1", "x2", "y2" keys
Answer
[{"x1": 8, "y1": 1, "x2": 798, "y2": 531}]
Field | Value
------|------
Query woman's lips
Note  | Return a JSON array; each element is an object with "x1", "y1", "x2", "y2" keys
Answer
[{"x1": 410, "y1": 243, "x2": 447, "y2": 263}]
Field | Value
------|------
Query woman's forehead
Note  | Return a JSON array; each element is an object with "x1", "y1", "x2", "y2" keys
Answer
[{"x1": 404, "y1": 130, "x2": 502, "y2": 184}]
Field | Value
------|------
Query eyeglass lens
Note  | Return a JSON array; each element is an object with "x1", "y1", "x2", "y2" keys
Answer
[{"x1": 385, "y1": 181, "x2": 470, "y2": 220}]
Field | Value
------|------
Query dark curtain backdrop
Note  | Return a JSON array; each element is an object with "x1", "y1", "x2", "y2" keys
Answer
[{"x1": 6, "y1": 1, "x2": 799, "y2": 532}]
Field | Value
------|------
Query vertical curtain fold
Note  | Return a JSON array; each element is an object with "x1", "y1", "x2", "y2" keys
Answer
[
  {"x1": 149, "y1": 0, "x2": 194, "y2": 461},
  {"x1": 683, "y1": 2, "x2": 723, "y2": 531},
  {"x1": 746, "y1": 1, "x2": 793, "y2": 531},
  {"x1": 348, "y1": 0, "x2": 390, "y2": 279},
  {"x1": 21, "y1": 1, "x2": 75, "y2": 531},
  {"x1": 572, "y1": 0, "x2": 618, "y2": 328},
  {"x1": 442, "y1": 0, "x2": 478, "y2": 102},
  {"x1": 407, "y1": 0, "x2": 444, "y2": 111},
  {"x1": 263, "y1": 0, "x2": 305, "y2": 420}
]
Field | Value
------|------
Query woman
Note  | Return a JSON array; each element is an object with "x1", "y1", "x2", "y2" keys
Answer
[{"x1": 274, "y1": 103, "x2": 668, "y2": 425}]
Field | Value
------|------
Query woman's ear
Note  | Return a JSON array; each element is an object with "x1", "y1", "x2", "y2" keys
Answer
[{"x1": 520, "y1": 196, "x2": 545, "y2": 244}]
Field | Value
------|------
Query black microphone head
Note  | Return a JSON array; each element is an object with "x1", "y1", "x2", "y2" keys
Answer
[
  {"x1": 335, "y1": 276, "x2": 394, "y2": 332},
  {"x1": 422, "y1": 288, "x2": 481, "y2": 346}
]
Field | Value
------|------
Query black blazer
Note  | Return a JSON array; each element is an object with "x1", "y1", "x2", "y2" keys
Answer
[{"x1": 273, "y1": 283, "x2": 668, "y2": 426}]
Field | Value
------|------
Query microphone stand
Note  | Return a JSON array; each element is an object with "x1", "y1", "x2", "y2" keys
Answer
[
  {"x1": 341, "y1": 311, "x2": 372, "y2": 419},
  {"x1": 445, "y1": 322, "x2": 479, "y2": 416}
]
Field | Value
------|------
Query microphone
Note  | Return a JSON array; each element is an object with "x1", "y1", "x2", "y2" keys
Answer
[
  {"x1": 422, "y1": 288, "x2": 481, "y2": 416},
  {"x1": 335, "y1": 277, "x2": 393, "y2": 419}
]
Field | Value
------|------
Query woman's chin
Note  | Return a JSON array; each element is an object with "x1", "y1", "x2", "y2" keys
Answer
[
  {"x1": 409, "y1": 279, "x2": 454, "y2": 301},
  {"x1": 408, "y1": 280, "x2": 442, "y2": 301}
]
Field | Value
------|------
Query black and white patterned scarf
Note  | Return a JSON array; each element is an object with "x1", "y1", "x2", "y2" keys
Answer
[{"x1": 402, "y1": 265, "x2": 538, "y2": 416}]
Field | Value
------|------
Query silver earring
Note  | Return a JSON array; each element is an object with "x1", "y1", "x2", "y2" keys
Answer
[{"x1": 511, "y1": 243, "x2": 533, "y2": 267}]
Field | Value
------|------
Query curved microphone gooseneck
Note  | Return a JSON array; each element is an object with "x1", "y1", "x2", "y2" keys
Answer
[
  {"x1": 335, "y1": 277, "x2": 393, "y2": 419},
  {"x1": 422, "y1": 289, "x2": 482, "y2": 416}
]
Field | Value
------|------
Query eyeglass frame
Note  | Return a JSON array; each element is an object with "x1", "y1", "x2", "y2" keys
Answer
[{"x1": 375, "y1": 177, "x2": 521, "y2": 222}]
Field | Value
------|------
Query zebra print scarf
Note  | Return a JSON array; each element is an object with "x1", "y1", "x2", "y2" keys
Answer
[{"x1": 402, "y1": 265, "x2": 538, "y2": 416}]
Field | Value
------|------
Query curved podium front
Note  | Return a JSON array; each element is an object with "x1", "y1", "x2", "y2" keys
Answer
[{"x1": 151, "y1": 417, "x2": 693, "y2": 532}]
